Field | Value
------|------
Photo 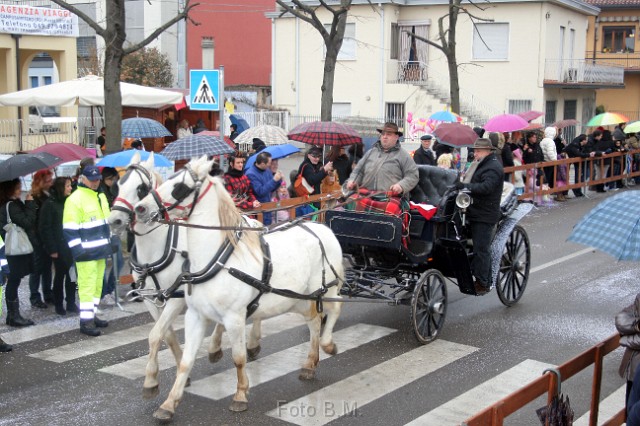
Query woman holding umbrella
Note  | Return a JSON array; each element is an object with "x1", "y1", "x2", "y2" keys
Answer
[
  {"x1": 0, "y1": 179, "x2": 37, "y2": 327},
  {"x1": 297, "y1": 146, "x2": 333, "y2": 205}
]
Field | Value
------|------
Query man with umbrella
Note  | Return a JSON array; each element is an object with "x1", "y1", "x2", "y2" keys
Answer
[
  {"x1": 454, "y1": 139, "x2": 504, "y2": 295},
  {"x1": 346, "y1": 122, "x2": 418, "y2": 196}
]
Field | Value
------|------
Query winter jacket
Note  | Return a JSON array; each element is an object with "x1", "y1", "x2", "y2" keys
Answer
[
  {"x1": 39, "y1": 193, "x2": 73, "y2": 267},
  {"x1": 413, "y1": 148, "x2": 436, "y2": 166},
  {"x1": 63, "y1": 185, "x2": 112, "y2": 262},
  {"x1": 224, "y1": 171, "x2": 258, "y2": 210},
  {"x1": 331, "y1": 155, "x2": 353, "y2": 185},
  {"x1": 464, "y1": 153, "x2": 504, "y2": 224},
  {"x1": 298, "y1": 158, "x2": 327, "y2": 195},
  {"x1": 539, "y1": 127, "x2": 558, "y2": 162},
  {"x1": 564, "y1": 138, "x2": 591, "y2": 159},
  {"x1": 245, "y1": 165, "x2": 281, "y2": 203},
  {"x1": 613, "y1": 126, "x2": 627, "y2": 142},
  {"x1": 522, "y1": 142, "x2": 544, "y2": 165},
  {"x1": 0, "y1": 199, "x2": 38, "y2": 246},
  {"x1": 617, "y1": 293, "x2": 640, "y2": 380},
  {"x1": 349, "y1": 141, "x2": 419, "y2": 194}
]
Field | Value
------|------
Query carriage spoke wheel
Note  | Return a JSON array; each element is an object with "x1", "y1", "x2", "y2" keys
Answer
[
  {"x1": 410, "y1": 269, "x2": 447, "y2": 345},
  {"x1": 496, "y1": 225, "x2": 531, "y2": 307}
]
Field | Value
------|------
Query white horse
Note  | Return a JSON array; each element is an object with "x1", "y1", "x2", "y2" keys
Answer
[
  {"x1": 107, "y1": 153, "x2": 263, "y2": 400},
  {"x1": 134, "y1": 156, "x2": 344, "y2": 420}
]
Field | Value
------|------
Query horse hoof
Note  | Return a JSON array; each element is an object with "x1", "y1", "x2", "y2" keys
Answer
[
  {"x1": 298, "y1": 368, "x2": 316, "y2": 381},
  {"x1": 247, "y1": 345, "x2": 261, "y2": 361},
  {"x1": 153, "y1": 408, "x2": 174, "y2": 422},
  {"x1": 229, "y1": 400, "x2": 248, "y2": 412},
  {"x1": 208, "y1": 350, "x2": 223, "y2": 363},
  {"x1": 322, "y1": 343, "x2": 338, "y2": 355},
  {"x1": 142, "y1": 385, "x2": 159, "y2": 400}
]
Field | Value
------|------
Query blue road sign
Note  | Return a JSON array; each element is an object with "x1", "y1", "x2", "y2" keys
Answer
[{"x1": 190, "y1": 69, "x2": 220, "y2": 111}]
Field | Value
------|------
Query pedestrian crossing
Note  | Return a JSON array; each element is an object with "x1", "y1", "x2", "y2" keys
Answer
[{"x1": 13, "y1": 307, "x2": 627, "y2": 425}]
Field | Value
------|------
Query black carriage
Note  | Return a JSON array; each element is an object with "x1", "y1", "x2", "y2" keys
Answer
[{"x1": 325, "y1": 165, "x2": 533, "y2": 344}]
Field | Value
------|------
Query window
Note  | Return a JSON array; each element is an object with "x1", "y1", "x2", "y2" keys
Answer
[
  {"x1": 602, "y1": 26, "x2": 635, "y2": 53},
  {"x1": 125, "y1": 1, "x2": 145, "y2": 45},
  {"x1": 44, "y1": 76, "x2": 52, "y2": 86},
  {"x1": 386, "y1": 103, "x2": 405, "y2": 127},
  {"x1": 77, "y1": 36, "x2": 97, "y2": 59},
  {"x1": 545, "y1": 100, "x2": 557, "y2": 124},
  {"x1": 332, "y1": 103, "x2": 351, "y2": 119},
  {"x1": 473, "y1": 23, "x2": 509, "y2": 60},
  {"x1": 323, "y1": 23, "x2": 356, "y2": 60},
  {"x1": 508, "y1": 99, "x2": 532, "y2": 114},
  {"x1": 30, "y1": 77, "x2": 38, "y2": 88}
]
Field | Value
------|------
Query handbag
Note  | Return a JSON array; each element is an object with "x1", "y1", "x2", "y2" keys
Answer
[
  {"x1": 294, "y1": 165, "x2": 315, "y2": 197},
  {"x1": 3, "y1": 201, "x2": 34, "y2": 256}
]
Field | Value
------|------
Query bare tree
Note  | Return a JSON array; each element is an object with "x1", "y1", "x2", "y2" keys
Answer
[
  {"x1": 49, "y1": 0, "x2": 199, "y2": 152},
  {"x1": 275, "y1": 0, "x2": 353, "y2": 121},
  {"x1": 406, "y1": 0, "x2": 492, "y2": 115}
]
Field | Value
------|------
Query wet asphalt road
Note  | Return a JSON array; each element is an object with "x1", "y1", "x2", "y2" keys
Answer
[{"x1": 0, "y1": 187, "x2": 637, "y2": 426}]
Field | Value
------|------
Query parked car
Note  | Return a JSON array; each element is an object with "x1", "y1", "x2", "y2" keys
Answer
[{"x1": 29, "y1": 105, "x2": 60, "y2": 133}]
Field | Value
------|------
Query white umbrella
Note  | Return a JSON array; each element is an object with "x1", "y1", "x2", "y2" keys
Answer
[
  {"x1": 233, "y1": 125, "x2": 289, "y2": 146},
  {"x1": 0, "y1": 74, "x2": 182, "y2": 108}
]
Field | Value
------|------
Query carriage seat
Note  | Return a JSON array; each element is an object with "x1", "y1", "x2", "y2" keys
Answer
[
  {"x1": 500, "y1": 181, "x2": 518, "y2": 217},
  {"x1": 409, "y1": 165, "x2": 459, "y2": 206}
]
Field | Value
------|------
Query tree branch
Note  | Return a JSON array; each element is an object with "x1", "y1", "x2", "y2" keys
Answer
[
  {"x1": 276, "y1": 0, "x2": 329, "y2": 38},
  {"x1": 402, "y1": 30, "x2": 446, "y2": 54},
  {"x1": 124, "y1": 0, "x2": 200, "y2": 55},
  {"x1": 48, "y1": 0, "x2": 106, "y2": 37}
]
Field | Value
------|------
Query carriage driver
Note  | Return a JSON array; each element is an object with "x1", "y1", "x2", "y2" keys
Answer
[
  {"x1": 453, "y1": 138, "x2": 504, "y2": 295},
  {"x1": 346, "y1": 122, "x2": 419, "y2": 195}
]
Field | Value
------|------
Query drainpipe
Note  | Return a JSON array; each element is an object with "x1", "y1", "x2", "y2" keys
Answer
[
  {"x1": 379, "y1": 3, "x2": 384, "y2": 120},
  {"x1": 271, "y1": 17, "x2": 276, "y2": 106},
  {"x1": 592, "y1": 18, "x2": 598, "y2": 63},
  {"x1": 11, "y1": 34, "x2": 22, "y2": 151},
  {"x1": 295, "y1": 16, "x2": 300, "y2": 116}
]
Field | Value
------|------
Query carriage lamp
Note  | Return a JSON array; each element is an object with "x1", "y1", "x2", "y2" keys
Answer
[{"x1": 455, "y1": 191, "x2": 472, "y2": 210}]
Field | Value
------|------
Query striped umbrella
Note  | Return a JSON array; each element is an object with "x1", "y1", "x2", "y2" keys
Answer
[
  {"x1": 552, "y1": 119, "x2": 579, "y2": 129},
  {"x1": 121, "y1": 117, "x2": 172, "y2": 138},
  {"x1": 516, "y1": 110, "x2": 544, "y2": 122},
  {"x1": 288, "y1": 121, "x2": 362, "y2": 146},
  {"x1": 233, "y1": 125, "x2": 289, "y2": 146},
  {"x1": 586, "y1": 112, "x2": 629, "y2": 127},
  {"x1": 160, "y1": 134, "x2": 234, "y2": 160}
]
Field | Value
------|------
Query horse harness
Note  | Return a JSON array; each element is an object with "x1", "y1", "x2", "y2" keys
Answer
[{"x1": 144, "y1": 166, "x2": 342, "y2": 316}]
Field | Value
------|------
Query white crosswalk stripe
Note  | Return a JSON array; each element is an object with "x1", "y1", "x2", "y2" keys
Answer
[
  {"x1": 187, "y1": 323, "x2": 396, "y2": 401},
  {"x1": 266, "y1": 339, "x2": 479, "y2": 426},
  {"x1": 405, "y1": 359, "x2": 553, "y2": 426},
  {"x1": 574, "y1": 385, "x2": 626, "y2": 426},
  {"x1": 99, "y1": 313, "x2": 307, "y2": 379}
]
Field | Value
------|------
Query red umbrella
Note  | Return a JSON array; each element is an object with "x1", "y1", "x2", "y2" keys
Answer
[
  {"x1": 484, "y1": 114, "x2": 529, "y2": 132},
  {"x1": 517, "y1": 110, "x2": 544, "y2": 122},
  {"x1": 552, "y1": 119, "x2": 579, "y2": 129},
  {"x1": 198, "y1": 131, "x2": 236, "y2": 150},
  {"x1": 523, "y1": 122, "x2": 544, "y2": 131},
  {"x1": 432, "y1": 122, "x2": 478, "y2": 148},
  {"x1": 30, "y1": 142, "x2": 92, "y2": 163},
  {"x1": 288, "y1": 121, "x2": 362, "y2": 146}
]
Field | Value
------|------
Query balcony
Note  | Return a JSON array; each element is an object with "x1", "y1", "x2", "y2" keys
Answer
[
  {"x1": 585, "y1": 51, "x2": 640, "y2": 71},
  {"x1": 544, "y1": 59, "x2": 624, "y2": 88}
]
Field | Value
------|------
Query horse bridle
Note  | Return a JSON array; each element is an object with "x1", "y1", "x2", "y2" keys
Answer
[
  {"x1": 148, "y1": 165, "x2": 212, "y2": 222},
  {"x1": 112, "y1": 164, "x2": 155, "y2": 218}
]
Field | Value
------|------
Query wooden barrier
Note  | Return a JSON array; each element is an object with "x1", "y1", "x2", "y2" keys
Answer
[{"x1": 463, "y1": 333, "x2": 623, "y2": 426}]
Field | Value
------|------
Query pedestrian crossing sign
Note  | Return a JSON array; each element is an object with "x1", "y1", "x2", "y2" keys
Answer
[{"x1": 190, "y1": 69, "x2": 220, "y2": 111}]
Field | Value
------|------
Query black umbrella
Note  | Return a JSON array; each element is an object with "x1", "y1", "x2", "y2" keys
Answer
[
  {"x1": 536, "y1": 369, "x2": 574, "y2": 425},
  {"x1": 0, "y1": 152, "x2": 62, "y2": 182}
]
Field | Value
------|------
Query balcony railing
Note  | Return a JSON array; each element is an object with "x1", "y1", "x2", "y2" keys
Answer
[
  {"x1": 585, "y1": 51, "x2": 640, "y2": 70},
  {"x1": 544, "y1": 59, "x2": 624, "y2": 86}
]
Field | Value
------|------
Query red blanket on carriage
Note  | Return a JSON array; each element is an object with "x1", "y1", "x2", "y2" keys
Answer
[{"x1": 355, "y1": 189, "x2": 410, "y2": 246}]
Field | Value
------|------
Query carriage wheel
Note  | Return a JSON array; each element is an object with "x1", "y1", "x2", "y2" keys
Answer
[
  {"x1": 496, "y1": 225, "x2": 531, "y2": 306},
  {"x1": 410, "y1": 269, "x2": 447, "y2": 345}
]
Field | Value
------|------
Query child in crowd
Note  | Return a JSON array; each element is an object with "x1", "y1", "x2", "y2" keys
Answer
[{"x1": 273, "y1": 182, "x2": 290, "y2": 223}]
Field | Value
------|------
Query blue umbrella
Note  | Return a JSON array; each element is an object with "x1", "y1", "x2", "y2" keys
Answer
[
  {"x1": 245, "y1": 143, "x2": 300, "y2": 169},
  {"x1": 121, "y1": 117, "x2": 172, "y2": 138},
  {"x1": 429, "y1": 110, "x2": 461, "y2": 123},
  {"x1": 568, "y1": 191, "x2": 640, "y2": 261},
  {"x1": 97, "y1": 150, "x2": 173, "y2": 168},
  {"x1": 230, "y1": 114, "x2": 250, "y2": 133}
]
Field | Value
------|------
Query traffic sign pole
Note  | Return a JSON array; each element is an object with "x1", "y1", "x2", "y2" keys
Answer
[{"x1": 219, "y1": 65, "x2": 227, "y2": 171}]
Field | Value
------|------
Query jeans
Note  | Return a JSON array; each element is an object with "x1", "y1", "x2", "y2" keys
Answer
[
  {"x1": 102, "y1": 238, "x2": 123, "y2": 297},
  {"x1": 470, "y1": 221, "x2": 496, "y2": 287},
  {"x1": 627, "y1": 367, "x2": 640, "y2": 426},
  {"x1": 28, "y1": 248, "x2": 52, "y2": 303}
]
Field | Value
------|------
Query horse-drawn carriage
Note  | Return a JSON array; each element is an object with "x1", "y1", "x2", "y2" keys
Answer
[
  {"x1": 325, "y1": 165, "x2": 533, "y2": 343},
  {"x1": 114, "y1": 154, "x2": 532, "y2": 420}
]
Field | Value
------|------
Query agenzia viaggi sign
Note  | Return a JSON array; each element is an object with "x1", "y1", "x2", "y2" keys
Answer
[
  {"x1": 0, "y1": 4, "x2": 79, "y2": 37},
  {"x1": 189, "y1": 70, "x2": 220, "y2": 111}
]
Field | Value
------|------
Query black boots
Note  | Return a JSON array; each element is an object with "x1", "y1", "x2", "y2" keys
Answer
[
  {"x1": 80, "y1": 319, "x2": 101, "y2": 337},
  {"x1": 0, "y1": 337, "x2": 12, "y2": 352},
  {"x1": 5, "y1": 299, "x2": 35, "y2": 327},
  {"x1": 94, "y1": 316, "x2": 109, "y2": 328}
]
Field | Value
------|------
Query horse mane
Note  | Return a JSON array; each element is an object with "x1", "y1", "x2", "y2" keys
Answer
[{"x1": 209, "y1": 175, "x2": 260, "y2": 253}]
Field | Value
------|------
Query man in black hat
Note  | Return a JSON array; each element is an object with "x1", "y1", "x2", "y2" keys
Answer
[
  {"x1": 251, "y1": 137, "x2": 266, "y2": 154},
  {"x1": 346, "y1": 122, "x2": 418, "y2": 195},
  {"x1": 414, "y1": 134, "x2": 436, "y2": 166},
  {"x1": 454, "y1": 138, "x2": 504, "y2": 295}
]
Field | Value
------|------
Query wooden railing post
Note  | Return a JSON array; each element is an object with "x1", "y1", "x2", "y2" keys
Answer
[{"x1": 590, "y1": 343, "x2": 605, "y2": 426}]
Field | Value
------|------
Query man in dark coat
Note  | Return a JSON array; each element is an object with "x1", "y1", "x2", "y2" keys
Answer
[
  {"x1": 563, "y1": 134, "x2": 594, "y2": 197},
  {"x1": 413, "y1": 134, "x2": 436, "y2": 166},
  {"x1": 455, "y1": 138, "x2": 504, "y2": 295}
]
